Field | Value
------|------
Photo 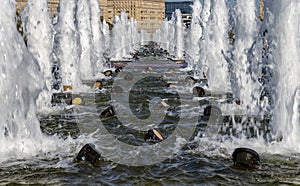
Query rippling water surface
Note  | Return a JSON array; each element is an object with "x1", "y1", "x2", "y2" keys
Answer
[{"x1": 1, "y1": 59, "x2": 300, "y2": 185}]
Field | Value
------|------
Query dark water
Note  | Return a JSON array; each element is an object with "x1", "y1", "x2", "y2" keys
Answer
[{"x1": 1, "y1": 59, "x2": 300, "y2": 185}]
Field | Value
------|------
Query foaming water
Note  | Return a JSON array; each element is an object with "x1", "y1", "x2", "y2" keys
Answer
[
  {"x1": 266, "y1": 0, "x2": 300, "y2": 148},
  {"x1": 185, "y1": 0, "x2": 202, "y2": 72},
  {"x1": 0, "y1": 0, "x2": 64, "y2": 162},
  {"x1": 111, "y1": 14, "x2": 126, "y2": 60},
  {"x1": 77, "y1": 0, "x2": 106, "y2": 80},
  {"x1": 153, "y1": 11, "x2": 184, "y2": 60},
  {"x1": 110, "y1": 12, "x2": 145, "y2": 61},
  {"x1": 128, "y1": 18, "x2": 139, "y2": 53},
  {"x1": 102, "y1": 20, "x2": 110, "y2": 54},
  {"x1": 153, "y1": 18, "x2": 169, "y2": 53},
  {"x1": 77, "y1": 0, "x2": 96, "y2": 80},
  {"x1": 55, "y1": 0, "x2": 81, "y2": 90},
  {"x1": 2, "y1": 0, "x2": 300, "y2": 184},
  {"x1": 140, "y1": 29, "x2": 150, "y2": 46},
  {"x1": 21, "y1": 0, "x2": 54, "y2": 112},
  {"x1": 197, "y1": 0, "x2": 211, "y2": 78},
  {"x1": 168, "y1": 16, "x2": 175, "y2": 57},
  {"x1": 203, "y1": 0, "x2": 231, "y2": 92},
  {"x1": 231, "y1": 0, "x2": 261, "y2": 112},
  {"x1": 90, "y1": 0, "x2": 105, "y2": 75},
  {"x1": 174, "y1": 9, "x2": 184, "y2": 60}
]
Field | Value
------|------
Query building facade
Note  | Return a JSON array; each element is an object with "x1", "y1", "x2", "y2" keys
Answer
[
  {"x1": 165, "y1": 0, "x2": 193, "y2": 21},
  {"x1": 16, "y1": 0, "x2": 59, "y2": 16},
  {"x1": 100, "y1": 0, "x2": 165, "y2": 33},
  {"x1": 15, "y1": 0, "x2": 164, "y2": 33}
]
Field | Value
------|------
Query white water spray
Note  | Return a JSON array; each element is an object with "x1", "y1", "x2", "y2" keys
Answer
[
  {"x1": 140, "y1": 29, "x2": 150, "y2": 46},
  {"x1": 102, "y1": 19, "x2": 110, "y2": 54},
  {"x1": 111, "y1": 14, "x2": 126, "y2": 60},
  {"x1": 22, "y1": 0, "x2": 54, "y2": 112},
  {"x1": 232, "y1": 0, "x2": 260, "y2": 112},
  {"x1": 168, "y1": 15, "x2": 176, "y2": 57},
  {"x1": 0, "y1": 0, "x2": 57, "y2": 160},
  {"x1": 77, "y1": 0, "x2": 95, "y2": 80},
  {"x1": 198, "y1": 0, "x2": 211, "y2": 77},
  {"x1": 90, "y1": 0, "x2": 105, "y2": 75},
  {"x1": 186, "y1": 0, "x2": 202, "y2": 70},
  {"x1": 174, "y1": 9, "x2": 184, "y2": 60},
  {"x1": 56, "y1": 0, "x2": 81, "y2": 90},
  {"x1": 154, "y1": 19, "x2": 169, "y2": 52},
  {"x1": 205, "y1": 0, "x2": 231, "y2": 91},
  {"x1": 266, "y1": 0, "x2": 300, "y2": 147},
  {"x1": 110, "y1": 12, "x2": 142, "y2": 61}
]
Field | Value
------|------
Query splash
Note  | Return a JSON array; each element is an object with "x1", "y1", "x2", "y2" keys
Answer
[
  {"x1": 204, "y1": 0, "x2": 231, "y2": 92},
  {"x1": 231, "y1": 0, "x2": 261, "y2": 112},
  {"x1": 111, "y1": 13, "x2": 130, "y2": 61},
  {"x1": 174, "y1": 9, "x2": 184, "y2": 60},
  {"x1": 168, "y1": 15, "x2": 175, "y2": 57},
  {"x1": 55, "y1": 0, "x2": 81, "y2": 90},
  {"x1": 140, "y1": 29, "x2": 150, "y2": 46},
  {"x1": 198, "y1": 0, "x2": 211, "y2": 78},
  {"x1": 0, "y1": 0, "x2": 58, "y2": 161},
  {"x1": 110, "y1": 12, "x2": 143, "y2": 61},
  {"x1": 153, "y1": 18, "x2": 169, "y2": 53},
  {"x1": 266, "y1": 0, "x2": 300, "y2": 147},
  {"x1": 185, "y1": 0, "x2": 202, "y2": 71},
  {"x1": 21, "y1": 0, "x2": 54, "y2": 112},
  {"x1": 90, "y1": 0, "x2": 105, "y2": 75},
  {"x1": 102, "y1": 20, "x2": 110, "y2": 55},
  {"x1": 128, "y1": 18, "x2": 140, "y2": 53},
  {"x1": 77, "y1": 0, "x2": 95, "y2": 80}
]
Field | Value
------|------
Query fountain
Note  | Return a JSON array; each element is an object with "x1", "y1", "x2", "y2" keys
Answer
[
  {"x1": 140, "y1": 29, "x2": 150, "y2": 46},
  {"x1": 0, "y1": 0, "x2": 57, "y2": 160},
  {"x1": 167, "y1": 14, "x2": 175, "y2": 58},
  {"x1": 152, "y1": 26, "x2": 160, "y2": 48},
  {"x1": 161, "y1": 19, "x2": 170, "y2": 52},
  {"x1": 174, "y1": 9, "x2": 184, "y2": 60},
  {"x1": 185, "y1": 0, "x2": 202, "y2": 72},
  {"x1": 2, "y1": 0, "x2": 300, "y2": 184},
  {"x1": 110, "y1": 14, "x2": 125, "y2": 61},
  {"x1": 264, "y1": 0, "x2": 300, "y2": 146},
  {"x1": 111, "y1": 12, "x2": 131, "y2": 61},
  {"x1": 197, "y1": 0, "x2": 211, "y2": 77},
  {"x1": 128, "y1": 18, "x2": 140, "y2": 54},
  {"x1": 55, "y1": 0, "x2": 81, "y2": 91},
  {"x1": 77, "y1": 0, "x2": 96, "y2": 80},
  {"x1": 21, "y1": 0, "x2": 54, "y2": 112},
  {"x1": 102, "y1": 20, "x2": 110, "y2": 56},
  {"x1": 231, "y1": 0, "x2": 261, "y2": 112},
  {"x1": 90, "y1": 0, "x2": 105, "y2": 76},
  {"x1": 109, "y1": 11, "x2": 152, "y2": 62},
  {"x1": 202, "y1": 0, "x2": 231, "y2": 92},
  {"x1": 153, "y1": 18, "x2": 169, "y2": 54}
]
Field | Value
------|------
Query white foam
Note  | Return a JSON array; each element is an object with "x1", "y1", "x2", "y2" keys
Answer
[{"x1": 0, "y1": 0, "x2": 63, "y2": 162}]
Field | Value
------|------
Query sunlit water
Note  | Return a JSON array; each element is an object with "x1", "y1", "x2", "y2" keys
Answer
[
  {"x1": 1, "y1": 0, "x2": 300, "y2": 185},
  {"x1": 1, "y1": 62, "x2": 300, "y2": 185}
]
